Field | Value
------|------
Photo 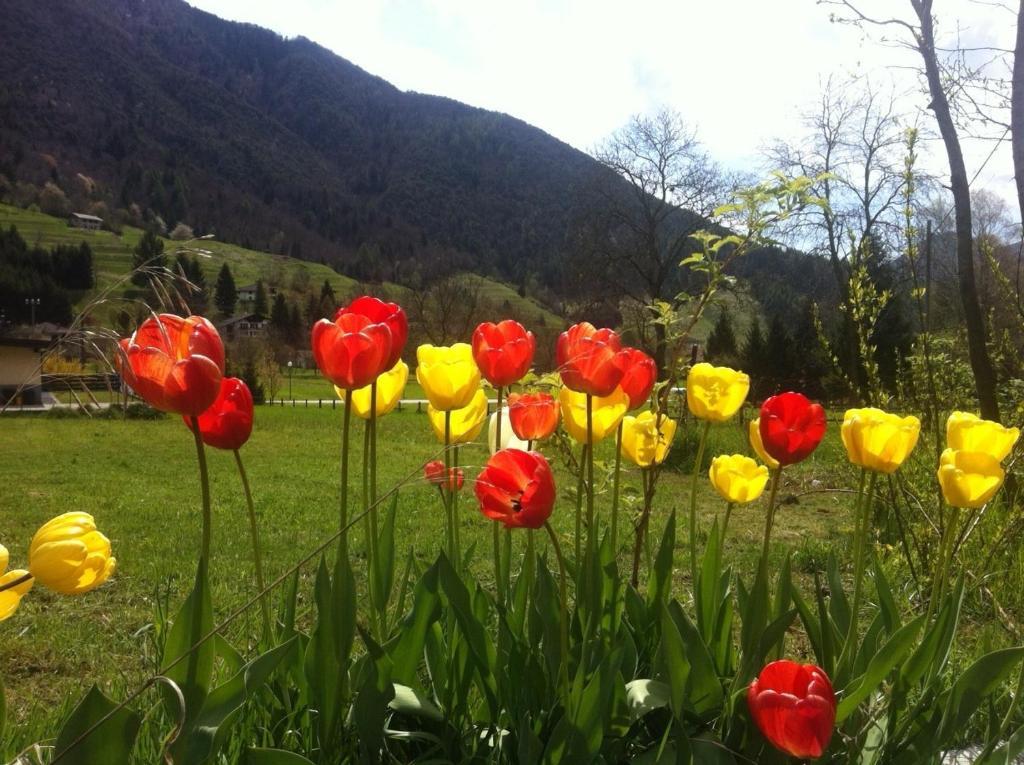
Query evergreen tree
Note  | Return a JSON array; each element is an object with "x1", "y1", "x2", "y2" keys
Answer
[
  {"x1": 254, "y1": 279, "x2": 269, "y2": 318},
  {"x1": 289, "y1": 302, "x2": 303, "y2": 346},
  {"x1": 214, "y1": 262, "x2": 237, "y2": 317},
  {"x1": 764, "y1": 315, "x2": 795, "y2": 393},
  {"x1": 270, "y1": 292, "x2": 290, "y2": 332},
  {"x1": 176, "y1": 254, "x2": 207, "y2": 313},
  {"x1": 320, "y1": 279, "x2": 336, "y2": 307},
  {"x1": 706, "y1": 311, "x2": 738, "y2": 363},
  {"x1": 130, "y1": 231, "x2": 166, "y2": 287},
  {"x1": 742, "y1": 317, "x2": 767, "y2": 395},
  {"x1": 241, "y1": 360, "x2": 265, "y2": 404}
]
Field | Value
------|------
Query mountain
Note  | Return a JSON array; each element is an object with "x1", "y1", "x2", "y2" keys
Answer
[{"x1": 0, "y1": 0, "x2": 606, "y2": 289}]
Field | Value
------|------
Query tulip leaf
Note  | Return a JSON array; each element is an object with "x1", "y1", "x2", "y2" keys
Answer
[
  {"x1": 437, "y1": 554, "x2": 498, "y2": 716},
  {"x1": 696, "y1": 517, "x2": 722, "y2": 642},
  {"x1": 371, "y1": 493, "x2": 398, "y2": 618},
  {"x1": 389, "y1": 683, "x2": 443, "y2": 721},
  {"x1": 388, "y1": 559, "x2": 440, "y2": 686},
  {"x1": 53, "y1": 685, "x2": 140, "y2": 765},
  {"x1": 303, "y1": 558, "x2": 344, "y2": 749},
  {"x1": 837, "y1": 614, "x2": 925, "y2": 722},
  {"x1": 543, "y1": 649, "x2": 622, "y2": 764},
  {"x1": 936, "y1": 646, "x2": 1024, "y2": 745},
  {"x1": 974, "y1": 722, "x2": 1024, "y2": 764},
  {"x1": 352, "y1": 628, "x2": 395, "y2": 764},
  {"x1": 668, "y1": 600, "x2": 723, "y2": 716},
  {"x1": 161, "y1": 557, "x2": 215, "y2": 761},
  {"x1": 647, "y1": 511, "x2": 676, "y2": 616},
  {"x1": 901, "y1": 576, "x2": 964, "y2": 688},
  {"x1": 625, "y1": 679, "x2": 671, "y2": 719},
  {"x1": 659, "y1": 605, "x2": 691, "y2": 719},
  {"x1": 243, "y1": 749, "x2": 316, "y2": 764},
  {"x1": 791, "y1": 585, "x2": 824, "y2": 667},
  {"x1": 872, "y1": 553, "x2": 901, "y2": 634},
  {"x1": 826, "y1": 553, "x2": 851, "y2": 638}
]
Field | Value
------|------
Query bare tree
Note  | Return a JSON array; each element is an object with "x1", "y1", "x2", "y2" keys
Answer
[
  {"x1": 407, "y1": 273, "x2": 487, "y2": 345},
  {"x1": 825, "y1": 0, "x2": 1002, "y2": 419},
  {"x1": 587, "y1": 108, "x2": 732, "y2": 370}
]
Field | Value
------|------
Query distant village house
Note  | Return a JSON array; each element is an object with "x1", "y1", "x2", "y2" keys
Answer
[
  {"x1": 68, "y1": 212, "x2": 103, "y2": 230},
  {"x1": 0, "y1": 333, "x2": 50, "y2": 406},
  {"x1": 216, "y1": 314, "x2": 268, "y2": 341}
]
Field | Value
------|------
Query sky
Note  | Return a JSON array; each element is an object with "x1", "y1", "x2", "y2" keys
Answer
[{"x1": 188, "y1": 0, "x2": 1019, "y2": 220}]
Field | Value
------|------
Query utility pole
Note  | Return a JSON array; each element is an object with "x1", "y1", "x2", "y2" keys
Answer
[{"x1": 24, "y1": 297, "x2": 40, "y2": 329}]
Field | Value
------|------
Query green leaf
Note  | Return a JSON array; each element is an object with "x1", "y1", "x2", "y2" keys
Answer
[
  {"x1": 388, "y1": 560, "x2": 440, "y2": 686},
  {"x1": 836, "y1": 615, "x2": 924, "y2": 722},
  {"x1": 696, "y1": 517, "x2": 722, "y2": 641},
  {"x1": 352, "y1": 638, "x2": 395, "y2": 765},
  {"x1": 647, "y1": 511, "x2": 676, "y2": 616},
  {"x1": 668, "y1": 600, "x2": 724, "y2": 716},
  {"x1": 372, "y1": 493, "x2": 398, "y2": 617},
  {"x1": 975, "y1": 722, "x2": 1024, "y2": 764},
  {"x1": 183, "y1": 638, "x2": 297, "y2": 764},
  {"x1": 625, "y1": 679, "x2": 670, "y2": 720},
  {"x1": 659, "y1": 605, "x2": 690, "y2": 719},
  {"x1": 872, "y1": 554, "x2": 900, "y2": 634},
  {"x1": 303, "y1": 558, "x2": 344, "y2": 748},
  {"x1": 53, "y1": 686, "x2": 140, "y2": 765},
  {"x1": 389, "y1": 683, "x2": 443, "y2": 721},
  {"x1": 161, "y1": 557, "x2": 214, "y2": 762},
  {"x1": 936, "y1": 647, "x2": 1024, "y2": 745},
  {"x1": 243, "y1": 749, "x2": 316, "y2": 764},
  {"x1": 901, "y1": 577, "x2": 963, "y2": 687}
]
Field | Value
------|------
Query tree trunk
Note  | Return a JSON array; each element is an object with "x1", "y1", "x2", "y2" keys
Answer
[
  {"x1": 913, "y1": 0, "x2": 1001, "y2": 420},
  {"x1": 1013, "y1": 1, "x2": 1024, "y2": 231}
]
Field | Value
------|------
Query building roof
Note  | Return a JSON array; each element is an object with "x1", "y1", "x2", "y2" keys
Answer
[
  {"x1": 69, "y1": 212, "x2": 103, "y2": 222},
  {"x1": 216, "y1": 314, "x2": 266, "y2": 328}
]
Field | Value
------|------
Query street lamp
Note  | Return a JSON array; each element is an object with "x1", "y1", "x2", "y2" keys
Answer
[
  {"x1": 24, "y1": 297, "x2": 40, "y2": 329},
  {"x1": 287, "y1": 360, "x2": 293, "y2": 401}
]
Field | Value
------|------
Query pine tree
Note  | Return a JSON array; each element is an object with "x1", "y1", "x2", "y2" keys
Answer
[
  {"x1": 254, "y1": 279, "x2": 269, "y2": 318},
  {"x1": 743, "y1": 317, "x2": 766, "y2": 395},
  {"x1": 706, "y1": 311, "x2": 738, "y2": 363},
  {"x1": 214, "y1": 263, "x2": 237, "y2": 317},
  {"x1": 130, "y1": 231, "x2": 165, "y2": 287},
  {"x1": 289, "y1": 302, "x2": 303, "y2": 345},
  {"x1": 270, "y1": 293, "x2": 290, "y2": 332},
  {"x1": 320, "y1": 279, "x2": 336, "y2": 307}
]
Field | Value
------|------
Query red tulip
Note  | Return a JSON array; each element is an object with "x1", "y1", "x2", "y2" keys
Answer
[
  {"x1": 555, "y1": 322, "x2": 626, "y2": 397},
  {"x1": 187, "y1": 377, "x2": 254, "y2": 450},
  {"x1": 475, "y1": 449, "x2": 556, "y2": 530},
  {"x1": 423, "y1": 460, "x2": 464, "y2": 492},
  {"x1": 472, "y1": 320, "x2": 535, "y2": 387},
  {"x1": 748, "y1": 660, "x2": 836, "y2": 759},
  {"x1": 618, "y1": 347, "x2": 657, "y2": 409},
  {"x1": 311, "y1": 312, "x2": 392, "y2": 390},
  {"x1": 119, "y1": 313, "x2": 225, "y2": 416},
  {"x1": 335, "y1": 296, "x2": 408, "y2": 371},
  {"x1": 759, "y1": 392, "x2": 827, "y2": 466},
  {"x1": 507, "y1": 392, "x2": 560, "y2": 441}
]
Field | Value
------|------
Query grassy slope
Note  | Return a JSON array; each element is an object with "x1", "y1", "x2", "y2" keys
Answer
[
  {"x1": 0, "y1": 204, "x2": 564, "y2": 329},
  {"x1": 0, "y1": 407, "x2": 853, "y2": 756}
]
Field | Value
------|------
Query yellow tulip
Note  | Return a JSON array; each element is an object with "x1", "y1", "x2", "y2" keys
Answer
[
  {"x1": 708, "y1": 454, "x2": 770, "y2": 504},
  {"x1": 0, "y1": 544, "x2": 32, "y2": 621},
  {"x1": 559, "y1": 386, "x2": 629, "y2": 444},
  {"x1": 946, "y1": 412, "x2": 1020, "y2": 462},
  {"x1": 336, "y1": 360, "x2": 408, "y2": 419},
  {"x1": 841, "y1": 407, "x2": 921, "y2": 474},
  {"x1": 428, "y1": 389, "x2": 488, "y2": 445},
  {"x1": 937, "y1": 448, "x2": 1005, "y2": 509},
  {"x1": 748, "y1": 418, "x2": 780, "y2": 471},
  {"x1": 620, "y1": 410, "x2": 677, "y2": 467},
  {"x1": 686, "y1": 363, "x2": 750, "y2": 422},
  {"x1": 29, "y1": 513, "x2": 116, "y2": 595},
  {"x1": 416, "y1": 343, "x2": 481, "y2": 412}
]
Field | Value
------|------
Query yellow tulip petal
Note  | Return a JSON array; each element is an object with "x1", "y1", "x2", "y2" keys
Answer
[
  {"x1": 937, "y1": 448, "x2": 1005, "y2": 509},
  {"x1": 686, "y1": 363, "x2": 749, "y2": 423},
  {"x1": 29, "y1": 513, "x2": 115, "y2": 596},
  {"x1": 559, "y1": 387, "x2": 629, "y2": 445},
  {"x1": 428, "y1": 389, "x2": 488, "y2": 444},
  {"x1": 417, "y1": 344, "x2": 481, "y2": 411},
  {"x1": 709, "y1": 454, "x2": 770, "y2": 504},
  {"x1": 749, "y1": 419, "x2": 780, "y2": 471},
  {"x1": 946, "y1": 412, "x2": 1020, "y2": 462},
  {"x1": 841, "y1": 407, "x2": 920, "y2": 474},
  {"x1": 620, "y1": 410, "x2": 677, "y2": 467},
  {"x1": 0, "y1": 569, "x2": 32, "y2": 621},
  {"x1": 338, "y1": 360, "x2": 409, "y2": 419}
]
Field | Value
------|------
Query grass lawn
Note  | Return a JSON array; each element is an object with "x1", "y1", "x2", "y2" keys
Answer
[{"x1": 0, "y1": 404, "x2": 856, "y2": 756}]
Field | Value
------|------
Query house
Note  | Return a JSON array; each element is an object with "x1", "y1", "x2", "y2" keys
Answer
[
  {"x1": 216, "y1": 314, "x2": 268, "y2": 341},
  {"x1": 0, "y1": 332, "x2": 52, "y2": 406},
  {"x1": 68, "y1": 212, "x2": 103, "y2": 230},
  {"x1": 237, "y1": 284, "x2": 258, "y2": 304}
]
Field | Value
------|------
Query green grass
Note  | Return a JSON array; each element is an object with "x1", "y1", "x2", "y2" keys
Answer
[{"x1": 0, "y1": 405, "x2": 851, "y2": 755}]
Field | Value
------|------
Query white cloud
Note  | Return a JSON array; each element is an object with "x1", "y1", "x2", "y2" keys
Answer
[{"x1": 188, "y1": 0, "x2": 1019, "y2": 217}]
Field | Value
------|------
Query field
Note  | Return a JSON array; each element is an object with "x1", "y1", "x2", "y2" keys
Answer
[{"x1": 0, "y1": 403, "x2": 853, "y2": 757}]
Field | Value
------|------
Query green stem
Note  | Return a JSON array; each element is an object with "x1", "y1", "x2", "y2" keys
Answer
[
  {"x1": 189, "y1": 416, "x2": 212, "y2": 564},
  {"x1": 586, "y1": 394, "x2": 595, "y2": 564},
  {"x1": 688, "y1": 420, "x2": 711, "y2": 586},
  {"x1": 361, "y1": 416, "x2": 381, "y2": 639},
  {"x1": 494, "y1": 387, "x2": 505, "y2": 606},
  {"x1": 340, "y1": 391, "x2": 352, "y2": 561},
  {"x1": 574, "y1": 444, "x2": 587, "y2": 568},
  {"x1": 369, "y1": 382, "x2": 379, "y2": 537},
  {"x1": 444, "y1": 411, "x2": 453, "y2": 563},
  {"x1": 846, "y1": 470, "x2": 872, "y2": 647},
  {"x1": 233, "y1": 449, "x2": 273, "y2": 641},
  {"x1": 452, "y1": 446, "x2": 461, "y2": 570},
  {"x1": 545, "y1": 522, "x2": 571, "y2": 700},
  {"x1": 631, "y1": 468, "x2": 653, "y2": 588},
  {"x1": 759, "y1": 468, "x2": 783, "y2": 575},
  {"x1": 722, "y1": 502, "x2": 734, "y2": 540},
  {"x1": 611, "y1": 421, "x2": 623, "y2": 555}
]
